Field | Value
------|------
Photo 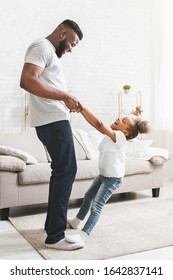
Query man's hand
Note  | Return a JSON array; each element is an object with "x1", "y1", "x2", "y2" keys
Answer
[{"x1": 63, "y1": 92, "x2": 82, "y2": 112}]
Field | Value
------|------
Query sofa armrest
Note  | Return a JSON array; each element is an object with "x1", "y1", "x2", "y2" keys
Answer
[{"x1": 0, "y1": 155, "x2": 26, "y2": 172}]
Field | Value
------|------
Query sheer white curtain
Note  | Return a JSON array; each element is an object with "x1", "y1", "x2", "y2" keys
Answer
[
  {"x1": 151, "y1": 0, "x2": 173, "y2": 180},
  {"x1": 154, "y1": 0, "x2": 173, "y2": 130}
]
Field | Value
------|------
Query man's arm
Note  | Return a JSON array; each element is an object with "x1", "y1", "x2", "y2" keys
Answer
[
  {"x1": 80, "y1": 107, "x2": 116, "y2": 142},
  {"x1": 20, "y1": 63, "x2": 79, "y2": 111}
]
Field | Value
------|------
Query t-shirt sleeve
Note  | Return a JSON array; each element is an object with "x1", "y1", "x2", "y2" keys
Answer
[
  {"x1": 25, "y1": 41, "x2": 52, "y2": 69},
  {"x1": 115, "y1": 131, "x2": 126, "y2": 144}
]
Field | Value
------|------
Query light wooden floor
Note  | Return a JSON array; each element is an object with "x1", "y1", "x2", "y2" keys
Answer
[{"x1": 0, "y1": 180, "x2": 173, "y2": 260}]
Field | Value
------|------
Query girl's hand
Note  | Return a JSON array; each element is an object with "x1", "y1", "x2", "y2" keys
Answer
[{"x1": 77, "y1": 102, "x2": 83, "y2": 112}]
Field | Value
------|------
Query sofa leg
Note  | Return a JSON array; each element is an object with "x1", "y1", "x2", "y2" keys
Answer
[
  {"x1": 152, "y1": 188, "x2": 160, "y2": 198},
  {"x1": 0, "y1": 208, "x2": 10, "y2": 220}
]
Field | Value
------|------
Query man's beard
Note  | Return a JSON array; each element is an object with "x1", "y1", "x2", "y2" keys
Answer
[{"x1": 55, "y1": 39, "x2": 67, "y2": 58}]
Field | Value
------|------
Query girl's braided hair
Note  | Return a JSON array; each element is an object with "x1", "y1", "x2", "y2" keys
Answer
[{"x1": 126, "y1": 118, "x2": 151, "y2": 140}]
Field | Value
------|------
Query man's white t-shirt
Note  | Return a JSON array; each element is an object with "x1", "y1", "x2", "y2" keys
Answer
[
  {"x1": 98, "y1": 131, "x2": 127, "y2": 178},
  {"x1": 24, "y1": 38, "x2": 70, "y2": 127}
]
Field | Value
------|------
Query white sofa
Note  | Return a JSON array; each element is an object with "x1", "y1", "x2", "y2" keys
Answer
[{"x1": 0, "y1": 129, "x2": 170, "y2": 220}]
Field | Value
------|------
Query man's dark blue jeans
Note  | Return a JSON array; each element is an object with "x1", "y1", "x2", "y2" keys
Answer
[{"x1": 36, "y1": 120, "x2": 77, "y2": 244}]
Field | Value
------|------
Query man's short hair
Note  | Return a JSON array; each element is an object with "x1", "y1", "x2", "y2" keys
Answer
[{"x1": 60, "y1": 19, "x2": 83, "y2": 40}]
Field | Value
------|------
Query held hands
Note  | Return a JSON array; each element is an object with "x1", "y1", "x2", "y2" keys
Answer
[
  {"x1": 76, "y1": 102, "x2": 83, "y2": 113},
  {"x1": 63, "y1": 91, "x2": 83, "y2": 113},
  {"x1": 70, "y1": 102, "x2": 83, "y2": 113}
]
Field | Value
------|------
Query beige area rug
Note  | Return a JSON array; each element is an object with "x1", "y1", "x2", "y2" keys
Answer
[{"x1": 9, "y1": 198, "x2": 173, "y2": 260}]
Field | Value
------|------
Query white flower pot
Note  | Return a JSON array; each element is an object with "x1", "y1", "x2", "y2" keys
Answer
[{"x1": 124, "y1": 89, "x2": 130, "y2": 94}]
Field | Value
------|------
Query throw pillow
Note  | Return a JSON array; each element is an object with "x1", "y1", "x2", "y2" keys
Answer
[
  {"x1": 126, "y1": 139, "x2": 153, "y2": 159},
  {"x1": 0, "y1": 155, "x2": 26, "y2": 171},
  {"x1": 143, "y1": 147, "x2": 171, "y2": 162},
  {"x1": 0, "y1": 145, "x2": 38, "y2": 164},
  {"x1": 149, "y1": 156, "x2": 168, "y2": 166}
]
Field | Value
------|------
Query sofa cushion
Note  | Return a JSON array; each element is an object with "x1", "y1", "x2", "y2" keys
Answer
[
  {"x1": 75, "y1": 159, "x2": 99, "y2": 180},
  {"x1": 72, "y1": 128, "x2": 103, "y2": 159},
  {"x1": 0, "y1": 129, "x2": 47, "y2": 163},
  {"x1": 18, "y1": 158, "x2": 154, "y2": 186},
  {"x1": 18, "y1": 160, "x2": 99, "y2": 185},
  {"x1": 125, "y1": 159, "x2": 153, "y2": 176},
  {"x1": 18, "y1": 163, "x2": 51, "y2": 185},
  {"x1": 0, "y1": 155, "x2": 26, "y2": 172},
  {"x1": 76, "y1": 159, "x2": 153, "y2": 179}
]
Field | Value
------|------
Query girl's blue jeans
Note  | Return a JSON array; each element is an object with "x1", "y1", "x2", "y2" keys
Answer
[
  {"x1": 36, "y1": 120, "x2": 77, "y2": 244},
  {"x1": 77, "y1": 175, "x2": 122, "y2": 235}
]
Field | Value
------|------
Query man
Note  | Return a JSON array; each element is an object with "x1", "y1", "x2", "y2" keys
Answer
[{"x1": 20, "y1": 19, "x2": 84, "y2": 250}]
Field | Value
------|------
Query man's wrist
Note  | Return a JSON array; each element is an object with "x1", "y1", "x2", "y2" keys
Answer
[{"x1": 59, "y1": 90, "x2": 68, "y2": 101}]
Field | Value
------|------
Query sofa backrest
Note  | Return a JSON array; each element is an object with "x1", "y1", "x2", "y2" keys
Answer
[
  {"x1": 0, "y1": 129, "x2": 87, "y2": 163},
  {"x1": 73, "y1": 137, "x2": 87, "y2": 160},
  {"x1": 0, "y1": 129, "x2": 48, "y2": 163},
  {"x1": 43, "y1": 135, "x2": 87, "y2": 162}
]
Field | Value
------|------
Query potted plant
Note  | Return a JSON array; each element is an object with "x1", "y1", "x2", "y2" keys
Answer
[{"x1": 123, "y1": 84, "x2": 131, "y2": 94}]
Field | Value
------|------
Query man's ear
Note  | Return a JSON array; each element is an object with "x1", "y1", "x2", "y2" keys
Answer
[{"x1": 60, "y1": 29, "x2": 67, "y2": 40}]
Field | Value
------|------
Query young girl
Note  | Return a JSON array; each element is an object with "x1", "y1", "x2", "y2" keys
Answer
[{"x1": 66, "y1": 105, "x2": 150, "y2": 246}]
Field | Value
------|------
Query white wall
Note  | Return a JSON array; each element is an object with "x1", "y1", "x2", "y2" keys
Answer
[
  {"x1": 1, "y1": 1, "x2": 172, "y2": 180},
  {"x1": 0, "y1": 0, "x2": 153, "y2": 132}
]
